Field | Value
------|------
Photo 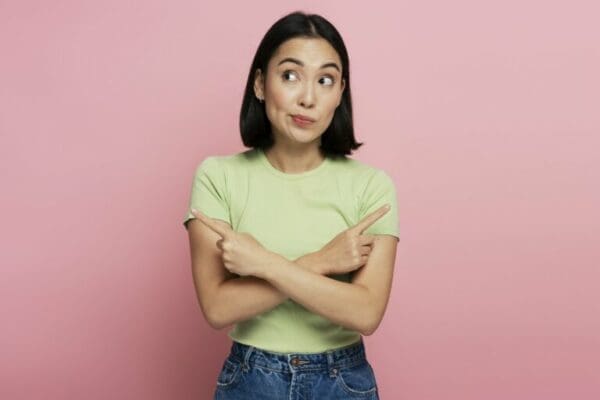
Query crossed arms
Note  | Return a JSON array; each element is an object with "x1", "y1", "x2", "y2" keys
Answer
[{"x1": 185, "y1": 210, "x2": 398, "y2": 336}]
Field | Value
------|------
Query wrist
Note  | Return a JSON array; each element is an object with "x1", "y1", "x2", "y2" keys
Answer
[
  {"x1": 296, "y1": 251, "x2": 325, "y2": 275},
  {"x1": 259, "y1": 251, "x2": 286, "y2": 281}
]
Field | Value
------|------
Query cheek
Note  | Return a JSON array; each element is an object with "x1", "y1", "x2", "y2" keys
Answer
[
  {"x1": 268, "y1": 85, "x2": 294, "y2": 111},
  {"x1": 265, "y1": 93, "x2": 295, "y2": 127},
  {"x1": 322, "y1": 96, "x2": 340, "y2": 117}
]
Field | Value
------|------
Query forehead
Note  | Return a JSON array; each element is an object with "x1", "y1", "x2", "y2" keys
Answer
[{"x1": 269, "y1": 37, "x2": 342, "y2": 70}]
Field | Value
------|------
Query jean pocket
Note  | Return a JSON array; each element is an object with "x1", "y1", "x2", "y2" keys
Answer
[
  {"x1": 336, "y1": 362, "x2": 378, "y2": 396},
  {"x1": 216, "y1": 356, "x2": 242, "y2": 388}
]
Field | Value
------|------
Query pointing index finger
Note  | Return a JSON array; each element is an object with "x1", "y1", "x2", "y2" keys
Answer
[
  {"x1": 353, "y1": 204, "x2": 390, "y2": 234},
  {"x1": 191, "y1": 208, "x2": 231, "y2": 238}
]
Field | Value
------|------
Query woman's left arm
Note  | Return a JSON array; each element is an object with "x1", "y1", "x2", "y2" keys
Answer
[{"x1": 261, "y1": 235, "x2": 398, "y2": 336}]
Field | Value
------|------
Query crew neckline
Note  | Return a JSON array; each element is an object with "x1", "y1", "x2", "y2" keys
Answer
[{"x1": 257, "y1": 147, "x2": 331, "y2": 180}]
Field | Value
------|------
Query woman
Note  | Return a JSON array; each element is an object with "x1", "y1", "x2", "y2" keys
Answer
[{"x1": 183, "y1": 11, "x2": 399, "y2": 399}]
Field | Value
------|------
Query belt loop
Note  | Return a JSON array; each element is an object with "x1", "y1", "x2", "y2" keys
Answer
[
  {"x1": 327, "y1": 351, "x2": 337, "y2": 377},
  {"x1": 242, "y1": 345, "x2": 254, "y2": 372}
]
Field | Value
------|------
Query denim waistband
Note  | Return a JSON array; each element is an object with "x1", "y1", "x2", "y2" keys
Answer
[{"x1": 228, "y1": 339, "x2": 368, "y2": 374}]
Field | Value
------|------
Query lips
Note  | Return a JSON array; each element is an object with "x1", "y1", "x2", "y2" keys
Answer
[{"x1": 291, "y1": 114, "x2": 316, "y2": 122}]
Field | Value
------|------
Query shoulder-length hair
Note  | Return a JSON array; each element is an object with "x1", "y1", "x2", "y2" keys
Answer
[{"x1": 239, "y1": 11, "x2": 363, "y2": 158}]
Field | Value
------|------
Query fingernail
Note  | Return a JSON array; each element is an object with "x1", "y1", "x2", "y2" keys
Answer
[{"x1": 191, "y1": 208, "x2": 198, "y2": 214}]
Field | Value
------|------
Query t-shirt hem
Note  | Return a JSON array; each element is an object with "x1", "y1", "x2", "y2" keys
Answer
[{"x1": 227, "y1": 331, "x2": 362, "y2": 354}]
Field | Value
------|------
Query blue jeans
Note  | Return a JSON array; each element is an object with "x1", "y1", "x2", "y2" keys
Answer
[{"x1": 213, "y1": 338, "x2": 380, "y2": 399}]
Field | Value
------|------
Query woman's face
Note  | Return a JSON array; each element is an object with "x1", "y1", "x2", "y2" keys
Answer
[{"x1": 254, "y1": 37, "x2": 346, "y2": 148}]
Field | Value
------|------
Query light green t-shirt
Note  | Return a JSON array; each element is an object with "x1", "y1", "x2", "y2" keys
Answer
[{"x1": 183, "y1": 147, "x2": 399, "y2": 353}]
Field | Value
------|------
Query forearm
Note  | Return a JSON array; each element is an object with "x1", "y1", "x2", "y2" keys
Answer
[
  {"x1": 261, "y1": 255, "x2": 375, "y2": 335},
  {"x1": 208, "y1": 252, "x2": 324, "y2": 329}
]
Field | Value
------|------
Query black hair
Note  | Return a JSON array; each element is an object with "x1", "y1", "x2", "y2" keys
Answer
[{"x1": 239, "y1": 11, "x2": 363, "y2": 158}]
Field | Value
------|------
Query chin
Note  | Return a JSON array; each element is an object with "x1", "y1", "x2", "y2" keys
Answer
[{"x1": 290, "y1": 132, "x2": 319, "y2": 143}]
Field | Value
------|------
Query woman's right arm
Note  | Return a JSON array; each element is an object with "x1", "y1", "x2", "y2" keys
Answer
[{"x1": 187, "y1": 218, "x2": 325, "y2": 330}]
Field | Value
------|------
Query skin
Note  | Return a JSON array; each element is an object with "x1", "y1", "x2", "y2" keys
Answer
[{"x1": 186, "y1": 37, "x2": 399, "y2": 335}]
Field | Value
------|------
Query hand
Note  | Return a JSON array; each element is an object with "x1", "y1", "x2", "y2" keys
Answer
[
  {"x1": 190, "y1": 209, "x2": 281, "y2": 278},
  {"x1": 316, "y1": 204, "x2": 390, "y2": 275}
]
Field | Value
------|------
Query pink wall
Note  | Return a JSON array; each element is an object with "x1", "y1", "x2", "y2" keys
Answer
[{"x1": 1, "y1": 1, "x2": 599, "y2": 399}]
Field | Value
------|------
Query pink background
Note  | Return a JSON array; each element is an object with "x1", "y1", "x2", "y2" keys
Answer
[{"x1": 1, "y1": 1, "x2": 599, "y2": 399}]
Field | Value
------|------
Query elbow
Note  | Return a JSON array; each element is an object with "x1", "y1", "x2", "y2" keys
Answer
[
  {"x1": 197, "y1": 286, "x2": 232, "y2": 330},
  {"x1": 203, "y1": 302, "x2": 231, "y2": 331},
  {"x1": 360, "y1": 327, "x2": 375, "y2": 337},
  {"x1": 359, "y1": 320, "x2": 379, "y2": 336},
  {"x1": 205, "y1": 312, "x2": 224, "y2": 330},
  {"x1": 205, "y1": 310, "x2": 230, "y2": 331},
  {"x1": 209, "y1": 321, "x2": 230, "y2": 331},
  {"x1": 358, "y1": 308, "x2": 384, "y2": 336},
  {"x1": 353, "y1": 287, "x2": 385, "y2": 336}
]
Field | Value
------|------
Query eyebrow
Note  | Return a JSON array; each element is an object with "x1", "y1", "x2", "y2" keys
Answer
[{"x1": 277, "y1": 57, "x2": 341, "y2": 73}]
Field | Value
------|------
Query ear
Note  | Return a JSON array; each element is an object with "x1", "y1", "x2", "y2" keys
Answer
[
  {"x1": 337, "y1": 78, "x2": 346, "y2": 107},
  {"x1": 253, "y1": 68, "x2": 264, "y2": 99}
]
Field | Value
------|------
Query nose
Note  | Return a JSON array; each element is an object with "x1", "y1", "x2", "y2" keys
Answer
[{"x1": 298, "y1": 82, "x2": 316, "y2": 109}]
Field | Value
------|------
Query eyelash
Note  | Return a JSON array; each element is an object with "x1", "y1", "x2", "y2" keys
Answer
[{"x1": 282, "y1": 70, "x2": 336, "y2": 86}]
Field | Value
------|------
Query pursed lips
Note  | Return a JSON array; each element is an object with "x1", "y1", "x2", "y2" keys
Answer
[{"x1": 291, "y1": 114, "x2": 316, "y2": 122}]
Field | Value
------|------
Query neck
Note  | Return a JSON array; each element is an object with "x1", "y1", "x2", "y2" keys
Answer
[{"x1": 263, "y1": 144, "x2": 325, "y2": 174}]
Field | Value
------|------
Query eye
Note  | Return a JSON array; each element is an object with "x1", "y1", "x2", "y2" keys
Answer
[
  {"x1": 282, "y1": 70, "x2": 298, "y2": 82},
  {"x1": 320, "y1": 75, "x2": 335, "y2": 86}
]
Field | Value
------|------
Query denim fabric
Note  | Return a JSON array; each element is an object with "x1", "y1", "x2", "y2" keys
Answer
[{"x1": 213, "y1": 338, "x2": 379, "y2": 399}]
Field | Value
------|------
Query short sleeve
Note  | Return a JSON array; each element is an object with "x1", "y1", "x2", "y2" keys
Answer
[
  {"x1": 358, "y1": 170, "x2": 400, "y2": 239},
  {"x1": 182, "y1": 157, "x2": 231, "y2": 230}
]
